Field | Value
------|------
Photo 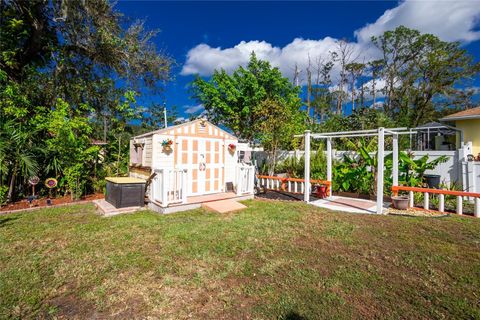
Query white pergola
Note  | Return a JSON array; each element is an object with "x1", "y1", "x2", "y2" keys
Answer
[{"x1": 297, "y1": 127, "x2": 417, "y2": 214}]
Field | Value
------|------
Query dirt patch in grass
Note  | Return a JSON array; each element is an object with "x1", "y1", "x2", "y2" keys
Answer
[{"x1": 44, "y1": 293, "x2": 98, "y2": 319}]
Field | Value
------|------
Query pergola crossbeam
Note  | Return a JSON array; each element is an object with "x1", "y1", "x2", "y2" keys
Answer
[
  {"x1": 309, "y1": 127, "x2": 408, "y2": 137},
  {"x1": 309, "y1": 130, "x2": 416, "y2": 139}
]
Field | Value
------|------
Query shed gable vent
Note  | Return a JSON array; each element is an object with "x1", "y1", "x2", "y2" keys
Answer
[{"x1": 198, "y1": 122, "x2": 207, "y2": 134}]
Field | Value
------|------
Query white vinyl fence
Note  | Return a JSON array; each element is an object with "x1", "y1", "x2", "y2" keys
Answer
[
  {"x1": 151, "y1": 169, "x2": 188, "y2": 207},
  {"x1": 236, "y1": 164, "x2": 255, "y2": 195},
  {"x1": 254, "y1": 150, "x2": 460, "y2": 186},
  {"x1": 461, "y1": 161, "x2": 480, "y2": 194}
]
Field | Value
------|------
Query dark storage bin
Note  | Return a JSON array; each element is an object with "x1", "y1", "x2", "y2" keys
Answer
[
  {"x1": 105, "y1": 177, "x2": 146, "y2": 208},
  {"x1": 424, "y1": 174, "x2": 441, "y2": 189}
]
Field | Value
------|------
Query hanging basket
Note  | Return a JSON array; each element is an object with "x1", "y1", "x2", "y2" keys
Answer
[
  {"x1": 162, "y1": 139, "x2": 173, "y2": 153},
  {"x1": 228, "y1": 143, "x2": 236, "y2": 153}
]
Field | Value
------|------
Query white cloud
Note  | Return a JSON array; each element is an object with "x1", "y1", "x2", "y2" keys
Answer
[
  {"x1": 181, "y1": 41, "x2": 281, "y2": 76},
  {"x1": 181, "y1": 0, "x2": 480, "y2": 80},
  {"x1": 174, "y1": 117, "x2": 186, "y2": 124},
  {"x1": 181, "y1": 37, "x2": 369, "y2": 83},
  {"x1": 184, "y1": 104, "x2": 205, "y2": 114},
  {"x1": 355, "y1": 0, "x2": 480, "y2": 44}
]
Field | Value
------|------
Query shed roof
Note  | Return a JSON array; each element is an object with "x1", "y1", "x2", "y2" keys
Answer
[
  {"x1": 440, "y1": 106, "x2": 480, "y2": 121},
  {"x1": 132, "y1": 119, "x2": 237, "y2": 140}
]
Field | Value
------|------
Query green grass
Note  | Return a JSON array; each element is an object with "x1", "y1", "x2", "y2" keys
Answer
[{"x1": 1, "y1": 200, "x2": 480, "y2": 319}]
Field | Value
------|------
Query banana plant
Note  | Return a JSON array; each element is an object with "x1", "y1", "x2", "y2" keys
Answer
[{"x1": 384, "y1": 152, "x2": 448, "y2": 188}]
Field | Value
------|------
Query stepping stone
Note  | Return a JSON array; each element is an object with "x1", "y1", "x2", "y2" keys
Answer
[{"x1": 202, "y1": 199, "x2": 247, "y2": 213}]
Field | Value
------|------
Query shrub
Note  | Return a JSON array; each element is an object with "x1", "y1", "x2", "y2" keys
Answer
[{"x1": 0, "y1": 185, "x2": 8, "y2": 205}]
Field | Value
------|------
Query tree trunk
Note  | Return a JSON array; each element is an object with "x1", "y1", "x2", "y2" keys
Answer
[
  {"x1": 103, "y1": 114, "x2": 107, "y2": 142},
  {"x1": 337, "y1": 88, "x2": 343, "y2": 114},
  {"x1": 268, "y1": 142, "x2": 279, "y2": 176},
  {"x1": 372, "y1": 81, "x2": 376, "y2": 108},
  {"x1": 117, "y1": 135, "x2": 121, "y2": 175},
  {"x1": 351, "y1": 86, "x2": 355, "y2": 112},
  {"x1": 6, "y1": 163, "x2": 18, "y2": 203}
]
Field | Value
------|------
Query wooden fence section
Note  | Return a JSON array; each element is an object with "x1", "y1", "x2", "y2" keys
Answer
[
  {"x1": 257, "y1": 175, "x2": 331, "y2": 196},
  {"x1": 392, "y1": 185, "x2": 480, "y2": 217}
]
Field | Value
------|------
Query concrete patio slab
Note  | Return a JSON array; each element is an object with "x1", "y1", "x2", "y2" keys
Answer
[
  {"x1": 93, "y1": 199, "x2": 144, "y2": 217},
  {"x1": 311, "y1": 196, "x2": 390, "y2": 214}
]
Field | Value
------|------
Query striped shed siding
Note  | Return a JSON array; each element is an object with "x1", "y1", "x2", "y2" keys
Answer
[{"x1": 130, "y1": 119, "x2": 239, "y2": 197}]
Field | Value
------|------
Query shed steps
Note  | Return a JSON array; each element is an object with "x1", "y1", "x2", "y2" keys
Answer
[{"x1": 202, "y1": 199, "x2": 247, "y2": 213}]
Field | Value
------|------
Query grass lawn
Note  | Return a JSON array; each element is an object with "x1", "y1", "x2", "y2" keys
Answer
[{"x1": 1, "y1": 200, "x2": 480, "y2": 319}]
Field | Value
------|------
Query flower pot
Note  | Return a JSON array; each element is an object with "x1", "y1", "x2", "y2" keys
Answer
[
  {"x1": 314, "y1": 185, "x2": 328, "y2": 199},
  {"x1": 424, "y1": 174, "x2": 440, "y2": 189},
  {"x1": 163, "y1": 145, "x2": 172, "y2": 153},
  {"x1": 391, "y1": 196, "x2": 409, "y2": 210}
]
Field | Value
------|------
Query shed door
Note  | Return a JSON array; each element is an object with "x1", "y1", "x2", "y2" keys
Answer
[
  {"x1": 204, "y1": 140, "x2": 223, "y2": 194},
  {"x1": 196, "y1": 140, "x2": 206, "y2": 195},
  {"x1": 177, "y1": 137, "x2": 223, "y2": 196},
  {"x1": 188, "y1": 138, "x2": 223, "y2": 196},
  {"x1": 189, "y1": 138, "x2": 207, "y2": 196}
]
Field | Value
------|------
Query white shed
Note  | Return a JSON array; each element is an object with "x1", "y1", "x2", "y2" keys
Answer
[{"x1": 129, "y1": 119, "x2": 255, "y2": 213}]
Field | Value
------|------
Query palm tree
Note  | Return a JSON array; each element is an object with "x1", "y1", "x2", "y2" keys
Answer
[{"x1": 0, "y1": 119, "x2": 39, "y2": 202}]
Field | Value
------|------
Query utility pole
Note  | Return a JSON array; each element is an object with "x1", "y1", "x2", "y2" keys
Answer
[{"x1": 163, "y1": 104, "x2": 168, "y2": 128}]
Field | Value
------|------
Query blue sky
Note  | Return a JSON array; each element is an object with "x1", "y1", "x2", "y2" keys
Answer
[{"x1": 117, "y1": 1, "x2": 480, "y2": 120}]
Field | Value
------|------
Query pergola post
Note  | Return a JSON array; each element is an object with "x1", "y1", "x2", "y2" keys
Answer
[
  {"x1": 304, "y1": 130, "x2": 311, "y2": 202},
  {"x1": 376, "y1": 127, "x2": 385, "y2": 214},
  {"x1": 392, "y1": 133, "x2": 399, "y2": 189},
  {"x1": 326, "y1": 137, "x2": 332, "y2": 197}
]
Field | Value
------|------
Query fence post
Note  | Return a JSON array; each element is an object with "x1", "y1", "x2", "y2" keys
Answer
[
  {"x1": 409, "y1": 191, "x2": 414, "y2": 208},
  {"x1": 457, "y1": 196, "x2": 463, "y2": 215},
  {"x1": 304, "y1": 130, "x2": 311, "y2": 202},
  {"x1": 474, "y1": 198, "x2": 479, "y2": 218},
  {"x1": 424, "y1": 192, "x2": 429, "y2": 210},
  {"x1": 392, "y1": 134, "x2": 399, "y2": 188},
  {"x1": 376, "y1": 127, "x2": 385, "y2": 214},
  {"x1": 248, "y1": 167, "x2": 254, "y2": 194},
  {"x1": 236, "y1": 167, "x2": 242, "y2": 196},
  {"x1": 439, "y1": 194, "x2": 445, "y2": 213},
  {"x1": 327, "y1": 137, "x2": 332, "y2": 196},
  {"x1": 162, "y1": 169, "x2": 169, "y2": 207}
]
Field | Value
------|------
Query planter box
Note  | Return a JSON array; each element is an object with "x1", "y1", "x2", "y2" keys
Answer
[{"x1": 106, "y1": 177, "x2": 146, "y2": 208}]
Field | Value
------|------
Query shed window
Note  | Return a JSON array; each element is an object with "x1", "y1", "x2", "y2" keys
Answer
[{"x1": 132, "y1": 142, "x2": 144, "y2": 165}]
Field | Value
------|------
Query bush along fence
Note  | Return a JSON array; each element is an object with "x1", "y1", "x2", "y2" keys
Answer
[{"x1": 392, "y1": 185, "x2": 480, "y2": 217}]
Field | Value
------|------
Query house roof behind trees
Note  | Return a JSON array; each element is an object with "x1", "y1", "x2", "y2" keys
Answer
[{"x1": 441, "y1": 106, "x2": 480, "y2": 121}]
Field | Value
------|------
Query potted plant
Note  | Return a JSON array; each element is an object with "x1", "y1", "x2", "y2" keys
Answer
[
  {"x1": 162, "y1": 139, "x2": 173, "y2": 153},
  {"x1": 391, "y1": 195, "x2": 409, "y2": 210},
  {"x1": 312, "y1": 184, "x2": 328, "y2": 199},
  {"x1": 228, "y1": 143, "x2": 236, "y2": 153}
]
